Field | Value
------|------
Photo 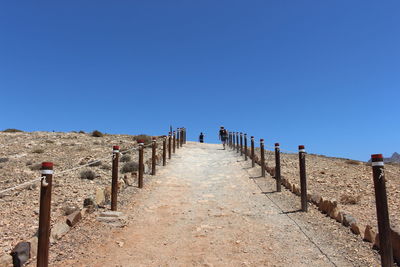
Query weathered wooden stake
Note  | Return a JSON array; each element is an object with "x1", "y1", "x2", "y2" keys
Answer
[
  {"x1": 162, "y1": 136, "x2": 167, "y2": 166},
  {"x1": 260, "y1": 139, "x2": 265, "y2": 177},
  {"x1": 111, "y1": 146, "x2": 120, "y2": 211},
  {"x1": 244, "y1": 134, "x2": 248, "y2": 160},
  {"x1": 151, "y1": 137, "x2": 157, "y2": 175},
  {"x1": 240, "y1": 133, "x2": 243, "y2": 156},
  {"x1": 173, "y1": 131, "x2": 176, "y2": 153},
  {"x1": 299, "y1": 145, "x2": 307, "y2": 212},
  {"x1": 371, "y1": 154, "x2": 394, "y2": 267},
  {"x1": 37, "y1": 162, "x2": 53, "y2": 267},
  {"x1": 168, "y1": 133, "x2": 172, "y2": 159},
  {"x1": 236, "y1": 132, "x2": 239, "y2": 153},
  {"x1": 138, "y1": 142, "x2": 144, "y2": 188},
  {"x1": 275, "y1": 143, "x2": 281, "y2": 192},
  {"x1": 176, "y1": 129, "x2": 180, "y2": 149},
  {"x1": 251, "y1": 136, "x2": 255, "y2": 167}
]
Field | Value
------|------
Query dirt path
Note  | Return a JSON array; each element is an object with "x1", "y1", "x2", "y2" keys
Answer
[{"x1": 55, "y1": 142, "x2": 381, "y2": 267}]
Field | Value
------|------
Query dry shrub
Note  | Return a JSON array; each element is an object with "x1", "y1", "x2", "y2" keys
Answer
[
  {"x1": 88, "y1": 160, "x2": 102, "y2": 167},
  {"x1": 120, "y1": 154, "x2": 131, "y2": 162},
  {"x1": 133, "y1": 134, "x2": 153, "y2": 145},
  {"x1": 29, "y1": 163, "x2": 42, "y2": 171},
  {"x1": 32, "y1": 148, "x2": 45, "y2": 154},
  {"x1": 340, "y1": 194, "x2": 361, "y2": 205},
  {"x1": 121, "y1": 161, "x2": 138, "y2": 173},
  {"x1": 345, "y1": 159, "x2": 362, "y2": 165},
  {"x1": 80, "y1": 170, "x2": 96, "y2": 180},
  {"x1": 0, "y1": 158, "x2": 9, "y2": 163},
  {"x1": 2, "y1": 128, "x2": 23, "y2": 133},
  {"x1": 91, "y1": 130, "x2": 103, "y2": 137}
]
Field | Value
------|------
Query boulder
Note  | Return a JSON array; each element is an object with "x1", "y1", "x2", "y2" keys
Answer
[
  {"x1": 28, "y1": 236, "x2": 38, "y2": 258},
  {"x1": 335, "y1": 211, "x2": 343, "y2": 223},
  {"x1": 329, "y1": 207, "x2": 340, "y2": 220},
  {"x1": 350, "y1": 223, "x2": 361, "y2": 235},
  {"x1": 104, "y1": 186, "x2": 111, "y2": 204},
  {"x1": 66, "y1": 210, "x2": 82, "y2": 227},
  {"x1": 0, "y1": 253, "x2": 13, "y2": 267},
  {"x1": 63, "y1": 205, "x2": 78, "y2": 216},
  {"x1": 363, "y1": 225, "x2": 376, "y2": 243},
  {"x1": 310, "y1": 194, "x2": 322, "y2": 205},
  {"x1": 83, "y1": 197, "x2": 95, "y2": 208},
  {"x1": 95, "y1": 188, "x2": 105, "y2": 207},
  {"x1": 342, "y1": 213, "x2": 356, "y2": 227},
  {"x1": 51, "y1": 222, "x2": 70, "y2": 241},
  {"x1": 123, "y1": 173, "x2": 136, "y2": 186},
  {"x1": 391, "y1": 227, "x2": 400, "y2": 264},
  {"x1": 118, "y1": 179, "x2": 125, "y2": 191},
  {"x1": 10, "y1": 242, "x2": 30, "y2": 267}
]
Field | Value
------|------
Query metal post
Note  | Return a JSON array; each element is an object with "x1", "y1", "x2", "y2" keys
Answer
[
  {"x1": 275, "y1": 143, "x2": 281, "y2": 192},
  {"x1": 236, "y1": 132, "x2": 239, "y2": 153},
  {"x1": 240, "y1": 133, "x2": 243, "y2": 156},
  {"x1": 162, "y1": 136, "x2": 167, "y2": 166},
  {"x1": 151, "y1": 137, "x2": 156, "y2": 175},
  {"x1": 37, "y1": 162, "x2": 53, "y2": 267},
  {"x1": 299, "y1": 145, "x2": 307, "y2": 212},
  {"x1": 244, "y1": 134, "x2": 248, "y2": 160},
  {"x1": 173, "y1": 131, "x2": 176, "y2": 153},
  {"x1": 138, "y1": 142, "x2": 144, "y2": 188},
  {"x1": 260, "y1": 139, "x2": 265, "y2": 177},
  {"x1": 111, "y1": 146, "x2": 119, "y2": 211},
  {"x1": 251, "y1": 136, "x2": 255, "y2": 167},
  {"x1": 168, "y1": 133, "x2": 172, "y2": 159},
  {"x1": 371, "y1": 154, "x2": 393, "y2": 267}
]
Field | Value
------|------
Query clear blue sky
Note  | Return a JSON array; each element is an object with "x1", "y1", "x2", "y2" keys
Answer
[{"x1": 0, "y1": 1, "x2": 399, "y2": 161}]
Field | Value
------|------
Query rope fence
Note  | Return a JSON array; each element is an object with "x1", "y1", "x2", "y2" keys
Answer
[{"x1": 227, "y1": 129, "x2": 398, "y2": 267}]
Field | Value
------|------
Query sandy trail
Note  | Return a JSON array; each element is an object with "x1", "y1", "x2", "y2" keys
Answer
[{"x1": 57, "y1": 142, "x2": 380, "y2": 267}]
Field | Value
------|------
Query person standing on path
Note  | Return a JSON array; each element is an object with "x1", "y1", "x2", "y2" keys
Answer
[
  {"x1": 199, "y1": 132, "x2": 205, "y2": 143},
  {"x1": 219, "y1": 126, "x2": 228, "y2": 149}
]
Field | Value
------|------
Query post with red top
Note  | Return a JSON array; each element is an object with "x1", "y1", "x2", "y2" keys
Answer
[
  {"x1": 162, "y1": 136, "x2": 167, "y2": 166},
  {"x1": 275, "y1": 143, "x2": 281, "y2": 192},
  {"x1": 151, "y1": 137, "x2": 157, "y2": 175},
  {"x1": 244, "y1": 134, "x2": 248, "y2": 160},
  {"x1": 37, "y1": 162, "x2": 53, "y2": 267},
  {"x1": 299, "y1": 145, "x2": 308, "y2": 212},
  {"x1": 168, "y1": 132, "x2": 172, "y2": 159},
  {"x1": 240, "y1": 133, "x2": 243, "y2": 156},
  {"x1": 138, "y1": 141, "x2": 144, "y2": 188},
  {"x1": 371, "y1": 154, "x2": 393, "y2": 267},
  {"x1": 251, "y1": 136, "x2": 255, "y2": 167},
  {"x1": 236, "y1": 132, "x2": 239, "y2": 153},
  {"x1": 260, "y1": 139, "x2": 265, "y2": 177},
  {"x1": 173, "y1": 131, "x2": 176, "y2": 154},
  {"x1": 111, "y1": 146, "x2": 120, "y2": 211}
]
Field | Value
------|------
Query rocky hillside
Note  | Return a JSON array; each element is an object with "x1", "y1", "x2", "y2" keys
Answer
[{"x1": 0, "y1": 130, "x2": 164, "y2": 258}]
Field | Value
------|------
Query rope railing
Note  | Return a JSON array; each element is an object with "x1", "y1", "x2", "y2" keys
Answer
[{"x1": 0, "y1": 127, "x2": 187, "y2": 267}]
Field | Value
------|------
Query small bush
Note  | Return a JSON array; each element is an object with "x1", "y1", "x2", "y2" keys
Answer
[
  {"x1": 91, "y1": 130, "x2": 103, "y2": 137},
  {"x1": 0, "y1": 158, "x2": 9, "y2": 163},
  {"x1": 32, "y1": 148, "x2": 45, "y2": 154},
  {"x1": 2, "y1": 128, "x2": 23, "y2": 133},
  {"x1": 340, "y1": 194, "x2": 361, "y2": 205},
  {"x1": 121, "y1": 161, "x2": 138, "y2": 173},
  {"x1": 79, "y1": 130, "x2": 85, "y2": 134},
  {"x1": 133, "y1": 134, "x2": 153, "y2": 145},
  {"x1": 29, "y1": 163, "x2": 42, "y2": 171},
  {"x1": 101, "y1": 164, "x2": 112, "y2": 170},
  {"x1": 80, "y1": 170, "x2": 96, "y2": 180},
  {"x1": 45, "y1": 140, "x2": 55, "y2": 144},
  {"x1": 120, "y1": 154, "x2": 131, "y2": 162},
  {"x1": 345, "y1": 160, "x2": 362, "y2": 165},
  {"x1": 88, "y1": 160, "x2": 102, "y2": 167}
]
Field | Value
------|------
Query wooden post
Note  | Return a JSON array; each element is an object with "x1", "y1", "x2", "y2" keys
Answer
[
  {"x1": 176, "y1": 129, "x2": 180, "y2": 149},
  {"x1": 240, "y1": 133, "x2": 243, "y2": 156},
  {"x1": 111, "y1": 146, "x2": 120, "y2": 211},
  {"x1": 275, "y1": 143, "x2": 281, "y2": 192},
  {"x1": 371, "y1": 154, "x2": 394, "y2": 267},
  {"x1": 244, "y1": 134, "x2": 248, "y2": 160},
  {"x1": 260, "y1": 139, "x2": 265, "y2": 177},
  {"x1": 138, "y1": 142, "x2": 144, "y2": 188},
  {"x1": 37, "y1": 162, "x2": 53, "y2": 267},
  {"x1": 162, "y1": 136, "x2": 167, "y2": 166},
  {"x1": 236, "y1": 132, "x2": 239, "y2": 153},
  {"x1": 299, "y1": 145, "x2": 307, "y2": 212},
  {"x1": 151, "y1": 137, "x2": 157, "y2": 175},
  {"x1": 168, "y1": 133, "x2": 172, "y2": 159},
  {"x1": 173, "y1": 131, "x2": 176, "y2": 154},
  {"x1": 251, "y1": 136, "x2": 255, "y2": 167}
]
